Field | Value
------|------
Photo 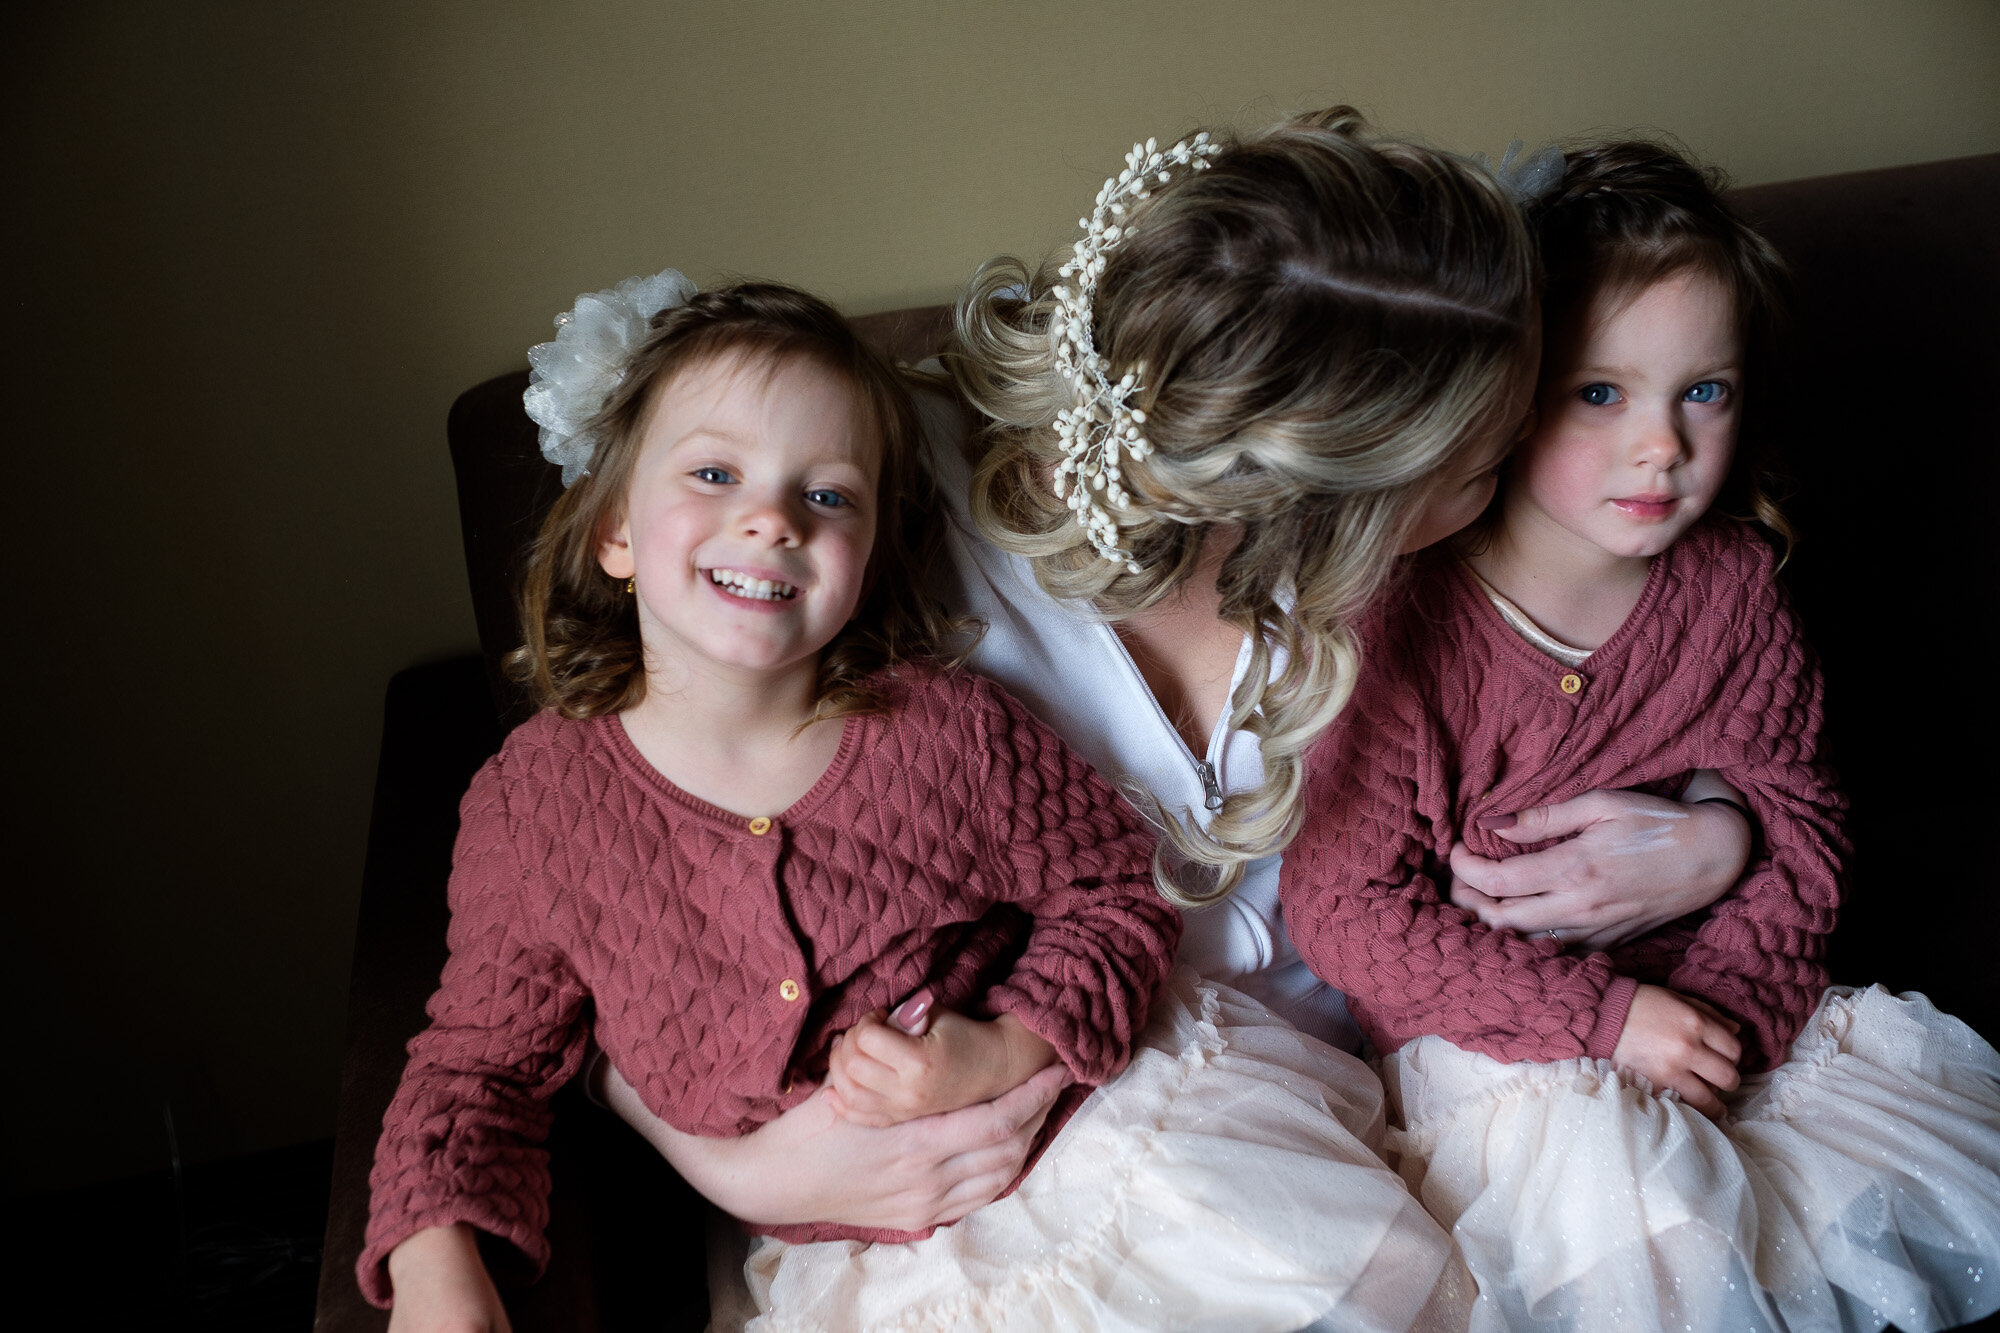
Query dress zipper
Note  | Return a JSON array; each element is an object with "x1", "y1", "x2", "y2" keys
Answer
[
  {"x1": 1103, "y1": 622, "x2": 1231, "y2": 817},
  {"x1": 1194, "y1": 759, "x2": 1224, "y2": 811}
]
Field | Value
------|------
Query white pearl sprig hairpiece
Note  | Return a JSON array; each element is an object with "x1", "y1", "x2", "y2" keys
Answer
[{"x1": 1050, "y1": 133, "x2": 1222, "y2": 573}]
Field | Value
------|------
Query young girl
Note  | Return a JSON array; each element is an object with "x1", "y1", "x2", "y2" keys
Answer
[
  {"x1": 360, "y1": 276, "x2": 1466, "y2": 1333},
  {"x1": 1282, "y1": 141, "x2": 2000, "y2": 1332}
]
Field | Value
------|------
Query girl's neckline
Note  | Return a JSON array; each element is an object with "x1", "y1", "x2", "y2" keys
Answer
[
  {"x1": 1449, "y1": 542, "x2": 1676, "y2": 676},
  {"x1": 598, "y1": 709, "x2": 865, "y2": 828},
  {"x1": 1464, "y1": 568, "x2": 1593, "y2": 667}
]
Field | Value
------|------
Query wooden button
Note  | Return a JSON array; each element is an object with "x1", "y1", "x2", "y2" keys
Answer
[
  {"x1": 1559, "y1": 673, "x2": 1584, "y2": 695},
  {"x1": 747, "y1": 816, "x2": 772, "y2": 835},
  {"x1": 778, "y1": 978, "x2": 801, "y2": 1002}
]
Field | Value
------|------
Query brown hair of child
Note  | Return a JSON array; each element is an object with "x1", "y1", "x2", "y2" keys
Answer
[{"x1": 506, "y1": 281, "x2": 962, "y2": 721}]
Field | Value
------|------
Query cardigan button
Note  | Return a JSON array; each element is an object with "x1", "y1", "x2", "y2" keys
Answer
[
  {"x1": 778, "y1": 978, "x2": 801, "y2": 1002},
  {"x1": 1558, "y1": 673, "x2": 1584, "y2": 695},
  {"x1": 748, "y1": 816, "x2": 773, "y2": 835}
]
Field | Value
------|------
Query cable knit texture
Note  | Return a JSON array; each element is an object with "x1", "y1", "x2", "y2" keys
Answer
[
  {"x1": 1282, "y1": 521, "x2": 1844, "y2": 1074},
  {"x1": 358, "y1": 665, "x2": 1178, "y2": 1307}
]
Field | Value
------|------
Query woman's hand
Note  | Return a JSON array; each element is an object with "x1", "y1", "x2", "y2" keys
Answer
[
  {"x1": 596, "y1": 1057, "x2": 1067, "y2": 1232},
  {"x1": 1610, "y1": 984, "x2": 1743, "y2": 1118},
  {"x1": 385, "y1": 1224, "x2": 511, "y2": 1333},
  {"x1": 1447, "y1": 785, "x2": 1752, "y2": 952}
]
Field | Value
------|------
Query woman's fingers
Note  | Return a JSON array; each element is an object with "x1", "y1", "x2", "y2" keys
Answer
[
  {"x1": 933, "y1": 1165, "x2": 1026, "y2": 1223},
  {"x1": 1450, "y1": 839, "x2": 1609, "y2": 922},
  {"x1": 1447, "y1": 841, "x2": 1525, "y2": 899},
  {"x1": 1480, "y1": 790, "x2": 1617, "y2": 845},
  {"x1": 871, "y1": 1064, "x2": 1063, "y2": 1227}
]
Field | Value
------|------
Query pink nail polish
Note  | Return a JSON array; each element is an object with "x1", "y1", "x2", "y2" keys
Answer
[
  {"x1": 891, "y1": 989, "x2": 934, "y2": 1033},
  {"x1": 1476, "y1": 813, "x2": 1517, "y2": 831}
]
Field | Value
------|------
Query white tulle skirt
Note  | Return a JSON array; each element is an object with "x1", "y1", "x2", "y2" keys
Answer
[
  {"x1": 1382, "y1": 985, "x2": 2000, "y2": 1333},
  {"x1": 709, "y1": 971, "x2": 1473, "y2": 1333}
]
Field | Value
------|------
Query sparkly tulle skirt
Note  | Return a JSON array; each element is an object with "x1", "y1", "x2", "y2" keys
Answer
[
  {"x1": 709, "y1": 971, "x2": 1472, "y2": 1333},
  {"x1": 1383, "y1": 985, "x2": 2000, "y2": 1333}
]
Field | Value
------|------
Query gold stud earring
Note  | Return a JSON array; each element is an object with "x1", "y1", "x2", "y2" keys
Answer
[{"x1": 625, "y1": 578, "x2": 635, "y2": 594}]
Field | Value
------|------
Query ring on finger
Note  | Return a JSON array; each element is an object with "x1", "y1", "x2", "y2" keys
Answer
[{"x1": 1544, "y1": 928, "x2": 1563, "y2": 943}]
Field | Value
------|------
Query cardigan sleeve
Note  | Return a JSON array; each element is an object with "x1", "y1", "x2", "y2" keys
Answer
[
  {"x1": 1281, "y1": 647, "x2": 1637, "y2": 1065},
  {"x1": 964, "y1": 678, "x2": 1181, "y2": 1087},
  {"x1": 1668, "y1": 542, "x2": 1845, "y2": 1072},
  {"x1": 356, "y1": 760, "x2": 595, "y2": 1308}
]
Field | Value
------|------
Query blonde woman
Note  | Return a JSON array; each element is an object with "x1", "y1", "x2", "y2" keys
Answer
[{"x1": 598, "y1": 109, "x2": 1756, "y2": 1329}]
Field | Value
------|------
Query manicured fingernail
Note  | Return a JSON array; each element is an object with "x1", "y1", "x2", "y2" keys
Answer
[
  {"x1": 891, "y1": 989, "x2": 934, "y2": 1032},
  {"x1": 1476, "y1": 813, "x2": 1517, "y2": 830}
]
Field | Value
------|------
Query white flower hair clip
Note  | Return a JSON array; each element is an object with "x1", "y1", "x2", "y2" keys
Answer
[
  {"x1": 524, "y1": 268, "x2": 698, "y2": 486},
  {"x1": 1473, "y1": 140, "x2": 1565, "y2": 208},
  {"x1": 1051, "y1": 133, "x2": 1223, "y2": 573}
]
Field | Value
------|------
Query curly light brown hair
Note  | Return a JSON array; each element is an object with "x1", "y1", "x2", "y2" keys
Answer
[{"x1": 507, "y1": 281, "x2": 962, "y2": 721}]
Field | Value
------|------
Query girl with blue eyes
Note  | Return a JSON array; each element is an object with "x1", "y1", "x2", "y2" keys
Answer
[
  {"x1": 1278, "y1": 141, "x2": 2000, "y2": 1331},
  {"x1": 361, "y1": 280, "x2": 1178, "y2": 1326}
]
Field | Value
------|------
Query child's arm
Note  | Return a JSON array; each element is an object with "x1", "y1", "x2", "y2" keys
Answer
[
  {"x1": 826, "y1": 998, "x2": 1057, "y2": 1126},
  {"x1": 1282, "y1": 664, "x2": 1639, "y2": 1066},
  {"x1": 384, "y1": 1224, "x2": 512, "y2": 1333},
  {"x1": 357, "y1": 766, "x2": 593, "y2": 1310},
  {"x1": 960, "y1": 678, "x2": 1183, "y2": 1089},
  {"x1": 1669, "y1": 543, "x2": 1845, "y2": 1071}
]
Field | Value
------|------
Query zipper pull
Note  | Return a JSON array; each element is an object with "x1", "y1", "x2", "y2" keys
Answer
[{"x1": 1194, "y1": 759, "x2": 1224, "y2": 811}]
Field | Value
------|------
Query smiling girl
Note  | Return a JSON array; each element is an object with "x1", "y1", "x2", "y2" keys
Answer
[
  {"x1": 1280, "y1": 141, "x2": 2000, "y2": 1331},
  {"x1": 356, "y1": 279, "x2": 1179, "y2": 1328}
]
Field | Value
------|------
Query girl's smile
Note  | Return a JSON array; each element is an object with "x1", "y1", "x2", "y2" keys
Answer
[{"x1": 705, "y1": 567, "x2": 800, "y2": 603}]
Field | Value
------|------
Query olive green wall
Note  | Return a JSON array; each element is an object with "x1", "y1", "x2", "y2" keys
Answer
[{"x1": 10, "y1": 1, "x2": 1997, "y2": 1193}]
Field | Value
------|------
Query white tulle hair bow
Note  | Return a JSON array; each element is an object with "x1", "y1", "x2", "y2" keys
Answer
[
  {"x1": 1474, "y1": 140, "x2": 1564, "y2": 207},
  {"x1": 523, "y1": 268, "x2": 698, "y2": 486}
]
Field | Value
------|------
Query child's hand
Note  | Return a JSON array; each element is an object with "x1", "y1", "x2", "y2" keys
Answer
[
  {"x1": 385, "y1": 1223, "x2": 511, "y2": 1333},
  {"x1": 1611, "y1": 984, "x2": 1743, "y2": 1118},
  {"x1": 827, "y1": 994, "x2": 1060, "y2": 1127}
]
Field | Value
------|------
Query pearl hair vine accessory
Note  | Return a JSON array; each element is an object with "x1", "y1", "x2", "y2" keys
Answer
[
  {"x1": 524, "y1": 268, "x2": 697, "y2": 486},
  {"x1": 1051, "y1": 133, "x2": 1223, "y2": 573}
]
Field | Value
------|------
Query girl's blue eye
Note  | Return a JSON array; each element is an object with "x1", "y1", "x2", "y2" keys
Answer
[
  {"x1": 1684, "y1": 380, "x2": 1729, "y2": 404},
  {"x1": 805, "y1": 488, "x2": 849, "y2": 509},
  {"x1": 692, "y1": 467, "x2": 735, "y2": 484},
  {"x1": 1578, "y1": 383, "x2": 1622, "y2": 407}
]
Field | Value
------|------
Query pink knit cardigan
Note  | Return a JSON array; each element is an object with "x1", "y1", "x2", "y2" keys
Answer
[
  {"x1": 1281, "y1": 521, "x2": 1845, "y2": 1073},
  {"x1": 359, "y1": 666, "x2": 1177, "y2": 1306}
]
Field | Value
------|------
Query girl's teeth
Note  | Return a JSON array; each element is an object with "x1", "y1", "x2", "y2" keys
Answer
[{"x1": 709, "y1": 570, "x2": 795, "y2": 600}]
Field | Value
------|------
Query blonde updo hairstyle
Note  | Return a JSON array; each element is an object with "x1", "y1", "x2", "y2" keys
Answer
[{"x1": 952, "y1": 107, "x2": 1539, "y2": 906}]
